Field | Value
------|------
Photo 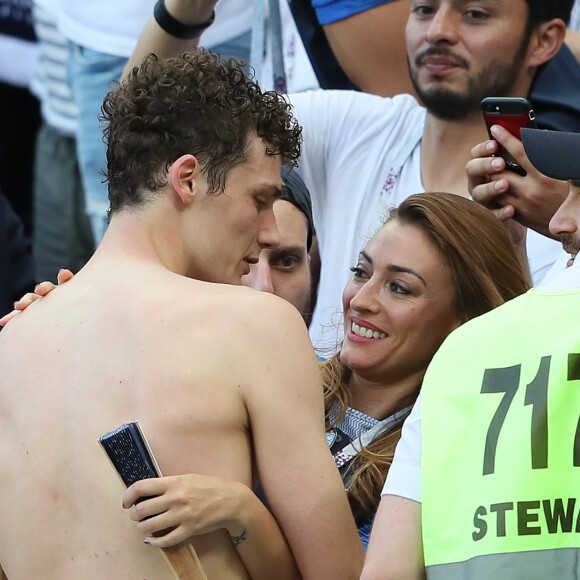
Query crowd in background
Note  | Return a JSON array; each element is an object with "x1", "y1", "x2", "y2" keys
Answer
[
  {"x1": 2, "y1": 1, "x2": 580, "y2": 579},
  {"x1": 1, "y1": 0, "x2": 580, "y2": 316}
]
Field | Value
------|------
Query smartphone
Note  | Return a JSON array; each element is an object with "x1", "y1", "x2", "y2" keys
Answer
[{"x1": 481, "y1": 97, "x2": 537, "y2": 177}]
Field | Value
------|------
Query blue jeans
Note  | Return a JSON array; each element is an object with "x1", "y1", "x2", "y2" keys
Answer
[
  {"x1": 212, "y1": 29, "x2": 251, "y2": 63},
  {"x1": 33, "y1": 122, "x2": 94, "y2": 281},
  {"x1": 68, "y1": 43, "x2": 125, "y2": 244}
]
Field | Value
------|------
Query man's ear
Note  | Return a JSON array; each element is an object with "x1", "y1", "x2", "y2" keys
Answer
[
  {"x1": 169, "y1": 154, "x2": 204, "y2": 205},
  {"x1": 526, "y1": 18, "x2": 567, "y2": 68}
]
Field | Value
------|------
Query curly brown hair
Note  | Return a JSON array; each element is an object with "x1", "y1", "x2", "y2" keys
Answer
[
  {"x1": 322, "y1": 193, "x2": 531, "y2": 524},
  {"x1": 101, "y1": 51, "x2": 302, "y2": 215}
]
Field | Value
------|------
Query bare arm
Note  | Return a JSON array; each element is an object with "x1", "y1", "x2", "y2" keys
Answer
[
  {"x1": 245, "y1": 297, "x2": 364, "y2": 579},
  {"x1": 123, "y1": 475, "x2": 301, "y2": 580},
  {"x1": 321, "y1": 1, "x2": 416, "y2": 97},
  {"x1": 362, "y1": 495, "x2": 425, "y2": 580},
  {"x1": 124, "y1": 0, "x2": 217, "y2": 75},
  {"x1": 126, "y1": 296, "x2": 364, "y2": 579}
]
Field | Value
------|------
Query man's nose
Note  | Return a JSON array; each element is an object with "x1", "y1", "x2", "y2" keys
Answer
[
  {"x1": 257, "y1": 209, "x2": 280, "y2": 250},
  {"x1": 425, "y1": 5, "x2": 459, "y2": 45},
  {"x1": 243, "y1": 259, "x2": 274, "y2": 294},
  {"x1": 549, "y1": 192, "x2": 578, "y2": 238}
]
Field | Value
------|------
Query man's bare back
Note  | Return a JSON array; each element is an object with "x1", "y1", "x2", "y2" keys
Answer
[
  {"x1": 0, "y1": 255, "x2": 350, "y2": 578},
  {"x1": 0, "y1": 50, "x2": 362, "y2": 580},
  {"x1": 0, "y1": 264, "x2": 255, "y2": 578}
]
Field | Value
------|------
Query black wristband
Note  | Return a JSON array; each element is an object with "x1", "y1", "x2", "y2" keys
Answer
[{"x1": 153, "y1": 0, "x2": 215, "y2": 39}]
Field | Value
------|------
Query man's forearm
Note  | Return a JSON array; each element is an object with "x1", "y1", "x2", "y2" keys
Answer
[
  {"x1": 124, "y1": 0, "x2": 217, "y2": 77},
  {"x1": 362, "y1": 495, "x2": 426, "y2": 580}
]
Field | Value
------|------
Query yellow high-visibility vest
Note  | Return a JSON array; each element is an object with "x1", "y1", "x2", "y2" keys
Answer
[{"x1": 422, "y1": 285, "x2": 580, "y2": 579}]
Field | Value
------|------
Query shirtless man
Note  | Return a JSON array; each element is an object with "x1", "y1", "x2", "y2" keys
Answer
[{"x1": 0, "y1": 51, "x2": 362, "y2": 579}]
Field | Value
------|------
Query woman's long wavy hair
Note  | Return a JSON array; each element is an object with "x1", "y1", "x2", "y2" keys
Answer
[{"x1": 322, "y1": 192, "x2": 531, "y2": 523}]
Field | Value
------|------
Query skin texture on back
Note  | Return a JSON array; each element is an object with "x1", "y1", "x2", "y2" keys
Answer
[
  {"x1": 0, "y1": 118, "x2": 362, "y2": 578},
  {"x1": 0, "y1": 227, "x2": 360, "y2": 579}
]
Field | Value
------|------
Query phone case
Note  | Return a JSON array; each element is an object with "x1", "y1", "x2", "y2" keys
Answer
[
  {"x1": 481, "y1": 98, "x2": 537, "y2": 176},
  {"x1": 98, "y1": 420, "x2": 162, "y2": 487}
]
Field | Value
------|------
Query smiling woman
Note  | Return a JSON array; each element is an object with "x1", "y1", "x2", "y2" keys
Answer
[
  {"x1": 108, "y1": 194, "x2": 530, "y2": 568},
  {"x1": 321, "y1": 192, "x2": 530, "y2": 544}
]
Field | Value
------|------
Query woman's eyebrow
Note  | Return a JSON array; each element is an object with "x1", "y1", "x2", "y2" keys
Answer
[
  {"x1": 386, "y1": 265, "x2": 426, "y2": 286},
  {"x1": 360, "y1": 251, "x2": 426, "y2": 285}
]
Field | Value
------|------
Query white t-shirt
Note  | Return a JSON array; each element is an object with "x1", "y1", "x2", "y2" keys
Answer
[
  {"x1": 57, "y1": 0, "x2": 252, "y2": 57},
  {"x1": 30, "y1": 3, "x2": 79, "y2": 135},
  {"x1": 290, "y1": 90, "x2": 562, "y2": 352},
  {"x1": 259, "y1": 0, "x2": 319, "y2": 93},
  {"x1": 382, "y1": 258, "x2": 580, "y2": 503}
]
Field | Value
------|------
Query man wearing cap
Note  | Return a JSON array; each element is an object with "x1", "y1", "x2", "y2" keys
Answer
[
  {"x1": 363, "y1": 129, "x2": 580, "y2": 579},
  {"x1": 242, "y1": 169, "x2": 315, "y2": 320}
]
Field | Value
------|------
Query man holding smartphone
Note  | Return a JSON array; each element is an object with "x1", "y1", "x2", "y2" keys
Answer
[
  {"x1": 364, "y1": 127, "x2": 580, "y2": 579},
  {"x1": 468, "y1": 112, "x2": 575, "y2": 244}
]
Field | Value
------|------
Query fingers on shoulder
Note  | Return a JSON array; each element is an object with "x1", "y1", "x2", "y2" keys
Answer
[
  {"x1": 14, "y1": 292, "x2": 42, "y2": 310},
  {"x1": 35, "y1": 281, "x2": 57, "y2": 296},
  {"x1": 0, "y1": 310, "x2": 19, "y2": 326},
  {"x1": 57, "y1": 269, "x2": 74, "y2": 284}
]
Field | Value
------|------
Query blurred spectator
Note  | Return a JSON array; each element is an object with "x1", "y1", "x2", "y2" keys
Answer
[
  {"x1": 291, "y1": 0, "x2": 580, "y2": 140},
  {"x1": 30, "y1": 0, "x2": 94, "y2": 282},
  {"x1": 0, "y1": 0, "x2": 40, "y2": 236},
  {"x1": 0, "y1": 188, "x2": 35, "y2": 319}
]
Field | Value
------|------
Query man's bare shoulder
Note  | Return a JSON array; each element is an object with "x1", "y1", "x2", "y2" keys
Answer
[
  {"x1": 173, "y1": 278, "x2": 306, "y2": 334},
  {"x1": 165, "y1": 278, "x2": 319, "y2": 403},
  {"x1": 219, "y1": 285, "x2": 309, "y2": 346},
  {"x1": 218, "y1": 284, "x2": 302, "y2": 321},
  {"x1": 1, "y1": 271, "x2": 309, "y2": 362}
]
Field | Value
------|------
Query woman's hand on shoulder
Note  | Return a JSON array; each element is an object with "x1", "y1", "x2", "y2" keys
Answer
[{"x1": 0, "y1": 269, "x2": 74, "y2": 326}]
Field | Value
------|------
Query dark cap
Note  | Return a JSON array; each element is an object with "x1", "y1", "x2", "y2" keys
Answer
[
  {"x1": 280, "y1": 167, "x2": 315, "y2": 251},
  {"x1": 521, "y1": 128, "x2": 580, "y2": 181}
]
